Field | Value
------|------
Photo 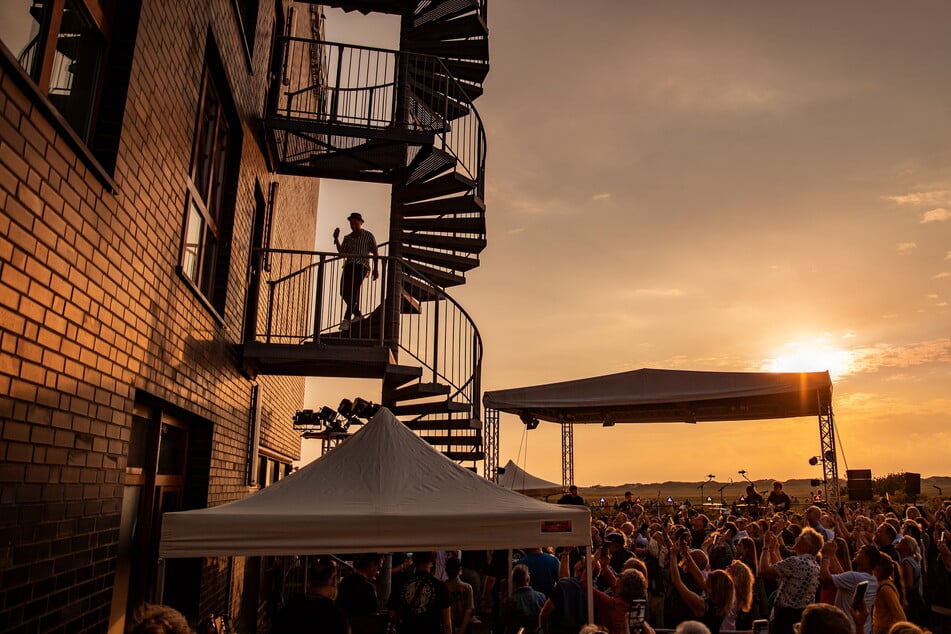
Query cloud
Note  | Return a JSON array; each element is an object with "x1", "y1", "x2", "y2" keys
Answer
[
  {"x1": 591, "y1": 193, "x2": 611, "y2": 201},
  {"x1": 946, "y1": 251, "x2": 951, "y2": 261},
  {"x1": 885, "y1": 190, "x2": 951, "y2": 206},
  {"x1": 849, "y1": 338, "x2": 951, "y2": 373},
  {"x1": 933, "y1": 272, "x2": 951, "y2": 279},
  {"x1": 507, "y1": 227, "x2": 526, "y2": 235},
  {"x1": 896, "y1": 242, "x2": 917, "y2": 254},
  {"x1": 921, "y1": 208, "x2": 951, "y2": 223}
]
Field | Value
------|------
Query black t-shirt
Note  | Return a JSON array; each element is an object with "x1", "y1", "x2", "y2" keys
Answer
[
  {"x1": 767, "y1": 491, "x2": 791, "y2": 511},
  {"x1": 387, "y1": 571, "x2": 451, "y2": 634},
  {"x1": 336, "y1": 572, "x2": 378, "y2": 617},
  {"x1": 274, "y1": 593, "x2": 349, "y2": 634}
]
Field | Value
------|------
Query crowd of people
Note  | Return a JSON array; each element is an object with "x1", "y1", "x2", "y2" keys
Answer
[{"x1": 126, "y1": 483, "x2": 951, "y2": 634}]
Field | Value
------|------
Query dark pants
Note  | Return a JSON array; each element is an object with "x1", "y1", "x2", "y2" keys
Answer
[
  {"x1": 770, "y1": 605, "x2": 805, "y2": 634},
  {"x1": 341, "y1": 262, "x2": 367, "y2": 319}
]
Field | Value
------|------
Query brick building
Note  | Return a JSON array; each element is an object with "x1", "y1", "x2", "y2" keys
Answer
[
  {"x1": 1, "y1": 0, "x2": 491, "y2": 631},
  {"x1": 1, "y1": 1, "x2": 320, "y2": 631}
]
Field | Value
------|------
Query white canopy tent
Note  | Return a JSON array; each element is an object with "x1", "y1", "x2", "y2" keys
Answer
[
  {"x1": 159, "y1": 408, "x2": 591, "y2": 557},
  {"x1": 497, "y1": 459, "x2": 564, "y2": 498}
]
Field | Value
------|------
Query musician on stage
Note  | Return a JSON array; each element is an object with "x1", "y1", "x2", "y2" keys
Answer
[
  {"x1": 744, "y1": 484, "x2": 765, "y2": 518},
  {"x1": 767, "y1": 481, "x2": 792, "y2": 513}
]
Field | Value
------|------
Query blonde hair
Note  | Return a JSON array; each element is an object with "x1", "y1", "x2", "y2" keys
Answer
[{"x1": 727, "y1": 560, "x2": 754, "y2": 612}]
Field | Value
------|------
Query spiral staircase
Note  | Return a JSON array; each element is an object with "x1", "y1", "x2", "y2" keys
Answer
[{"x1": 245, "y1": 0, "x2": 489, "y2": 463}]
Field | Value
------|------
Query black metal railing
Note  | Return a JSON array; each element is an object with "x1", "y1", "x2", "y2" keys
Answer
[
  {"x1": 271, "y1": 38, "x2": 486, "y2": 195},
  {"x1": 246, "y1": 247, "x2": 483, "y2": 422}
]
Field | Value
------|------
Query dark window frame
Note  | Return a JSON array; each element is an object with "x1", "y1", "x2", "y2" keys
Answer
[
  {"x1": 177, "y1": 33, "x2": 243, "y2": 322},
  {"x1": 231, "y1": 0, "x2": 260, "y2": 72}
]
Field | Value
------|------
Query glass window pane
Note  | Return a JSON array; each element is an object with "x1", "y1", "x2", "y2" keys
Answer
[
  {"x1": 198, "y1": 223, "x2": 218, "y2": 297},
  {"x1": 0, "y1": 0, "x2": 45, "y2": 78},
  {"x1": 127, "y1": 415, "x2": 150, "y2": 470},
  {"x1": 157, "y1": 423, "x2": 187, "y2": 475},
  {"x1": 49, "y1": 0, "x2": 104, "y2": 140},
  {"x1": 182, "y1": 200, "x2": 205, "y2": 282}
]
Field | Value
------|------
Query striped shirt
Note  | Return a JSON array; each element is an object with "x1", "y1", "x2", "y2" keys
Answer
[{"x1": 340, "y1": 229, "x2": 377, "y2": 268}]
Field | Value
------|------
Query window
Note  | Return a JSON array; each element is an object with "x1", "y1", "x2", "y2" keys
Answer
[
  {"x1": 232, "y1": 0, "x2": 259, "y2": 65},
  {"x1": 3, "y1": 0, "x2": 105, "y2": 139},
  {"x1": 0, "y1": 0, "x2": 140, "y2": 175},
  {"x1": 180, "y1": 46, "x2": 241, "y2": 314}
]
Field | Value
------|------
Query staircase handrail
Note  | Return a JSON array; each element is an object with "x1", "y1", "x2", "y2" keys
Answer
[
  {"x1": 247, "y1": 246, "x2": 483, "y2": 420},
  {"x1": 274, "y1": 37, "x2": 486, "y2": 194}
]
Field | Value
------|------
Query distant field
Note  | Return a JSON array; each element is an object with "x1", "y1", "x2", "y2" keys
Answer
[{"x1": 572, "y1": 476, "x2": 951, "y2": 510}]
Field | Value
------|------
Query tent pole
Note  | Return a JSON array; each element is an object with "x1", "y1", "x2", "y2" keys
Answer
[{"x1": 586, "y1": 545, "x2": 594, "y2": 625}]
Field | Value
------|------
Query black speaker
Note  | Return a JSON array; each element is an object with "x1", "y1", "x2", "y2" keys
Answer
[
  {"x1": 904, "y1": 472, "x2": 921, "y2": 496},
  {"x1": 847, "y1": 469, "x2": 873, "y2": 501}
]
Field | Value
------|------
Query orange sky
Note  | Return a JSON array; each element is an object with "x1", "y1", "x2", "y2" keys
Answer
[{"x1": 304, "y1": 2, "x2": 951, "y2": 485}]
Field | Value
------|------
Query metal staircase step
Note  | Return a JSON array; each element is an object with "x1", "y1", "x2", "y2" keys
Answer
[
  {"x1": 404, "y1": 263, "x2": 467, "y2": 288},
  {"x1": 382, "y1": 364, "x2": 423, "y2": 392},
  {"x1": 399, "y1": 194, "x2": 484, "y2": 216},
  {"x1": 414, "y1": 0, "x2": 480, "y2": 27},
  {"x1": 407, "y1": 85, "x2": 470, "y2": 122},
  {"x1": 400, "y1": 274, "x2": 442, "y2": 303},
  {"x1": 443, "y1": 450, "x2": 485, "y2": 461},
  {"x1": 384, "y1": 381, "x2": 451, "y2": 402},
  {"x1": 440, "y1": 59, "x2": 489, "y2": 84},
  {"x1": 395, "y1": 172, "x2": 476, "y2": 203},
  {"x1": 389, "y1": 400, "x2": 471, "y2": 416},
  {"x1": 406, "y1": 13, "x2": 487, "y2": 43},
  {"x1": 407, "y1": 147, "x2": 456, "y2": 184},
  {"x1": 399, "y1": 232, "x2": 487, "y2": 254},
  {"x1": 402, "y1": 246, "x2": 480, "y2": 272},
  {"x1": 404, "y1": 39, "x2": 489, "y2": 63},
  {"x1": 402, "y1": 216, "x2": 486, "y2": 234},
  {"x1": 401, "y1": 418, "x2": 480, "y2": 431},
  {"x1": 420, "y1": 435, "x2": 483, "y2": 446}
]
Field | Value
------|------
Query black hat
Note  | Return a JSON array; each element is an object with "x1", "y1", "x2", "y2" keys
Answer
[
  {"x1": 347, "y1": 212, "x2": 364, "y2": 222},
  {"x1": 605, "y1": 532, "x2": 625, "y2": 546},
  {"x1": 624, "y1": 491, "x2": 633, "y2": 496}
]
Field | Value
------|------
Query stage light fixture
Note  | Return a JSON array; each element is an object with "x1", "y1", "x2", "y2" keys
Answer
[
  {"x1": 602, "y1": 413, "x2": 616, "y2": 427},
  {"x1": 351, "y1": 397, "x2": 380, "y2": 419},
  {"x1": 808, "y1": 456, "x2": 820, "y2": 466},
  {"x1": 337, "y1": 398, "x2": 353, "y2": 417},
  {"x1": 519, "y1": 413, "x2": 539, "y2": 430}
]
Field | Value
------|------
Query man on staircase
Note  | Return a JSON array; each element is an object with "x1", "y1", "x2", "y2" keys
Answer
[{"x1": 333, "y1": 212, "x2": 379, "y2": 329}]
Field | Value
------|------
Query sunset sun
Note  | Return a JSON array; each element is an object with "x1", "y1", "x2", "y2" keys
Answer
[{"x1": 766, "y1": 338, "x2": 855, "y2": 379}]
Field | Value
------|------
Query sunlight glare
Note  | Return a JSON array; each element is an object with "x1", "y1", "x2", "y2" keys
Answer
[{"x1": 766, "y1": 339, "x2": 855, "y2": 379}]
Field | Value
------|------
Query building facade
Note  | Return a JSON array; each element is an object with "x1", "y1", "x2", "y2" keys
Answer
[{"x1": 0, "y1": 1, "x2": 318, "y2": 631}]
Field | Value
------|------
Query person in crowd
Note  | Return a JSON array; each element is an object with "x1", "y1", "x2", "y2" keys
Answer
[
  {"x1": 540, "y1": 555, "x2": 590, "y2": 634},
  {"x1": 604, "y1": 531, "x2": 635, "y2": 574},
  {"x1": 516, "y1": 547, "x2": 560, "y2": 597},
  {"x1": 887, "y1": 622, "x2": 928, "y2": 634},
  {"x1": 820, "y1": 542, "x2": 880, "y2": 634},
  {"x1": 798, "y1": 603, "x2": 856, "y2": 634},
  {"x1": 481, "y1": 549, "x2": 510, "y2": 634},
  {"x1": 727, "y1": 560, "x2": 755, "y2": 630},
  {"x1": 805, "y1": 506, "x2": 836, "y2": 543},
  {"x1": 689, "y1": 514, "x2": 712, "y2": 550},
  {"x1": 126, "y1": 603, "x2": 193, "y2": 634},
  {"x1": 767, "y1": 482, "x2": 792, "y2": 513},
  {"x1": 332, "y1": 211, "x2": 378, "y2": 328},
  {"x1": 445, "y1": 557, "x2": 475, "y2": 634},
  {"x1": 759, "y1": 526, "x2": 823, "y2": 634},
  {"x1": 871, "y1": 552, "x2": 906, "y2": 634},
  {"x1": 336, "y1": 552, "x2": 383, "y2": 628},
  {"x1": 275, "y1": 557, "x2": 350, "y2": 634},
  {"x1": 926, "y1": 520, "x2": 951, "y2": 634},
  {"x1": 668, "y1": 535, "x2": 734, "y2": 634},
  {"x1": 895, "y1": 536, "x2": 928, "y2": 626},
  {"x1": 875, "y1": 523, "x2": 901, "y2": 561},
  {"x1": 585, "y1": 555, "x2": 650, "y2": 634},
  {"x1": 502, "y1": 564, "x2": 546, "y2": 634},
  {"x1": 674, "y1": 621, "x2": 712, "y2": 634},
  {"x1": 387, "y1": 551, "x2": 452, "y2": 634},
  {"x1": 557, "y1": 485, "x2": 586, "y2": 505}
]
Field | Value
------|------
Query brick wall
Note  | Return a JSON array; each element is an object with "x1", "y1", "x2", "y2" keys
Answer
[{"x1": 0, "y1": 1, "x2": 318, "y2": 631}]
